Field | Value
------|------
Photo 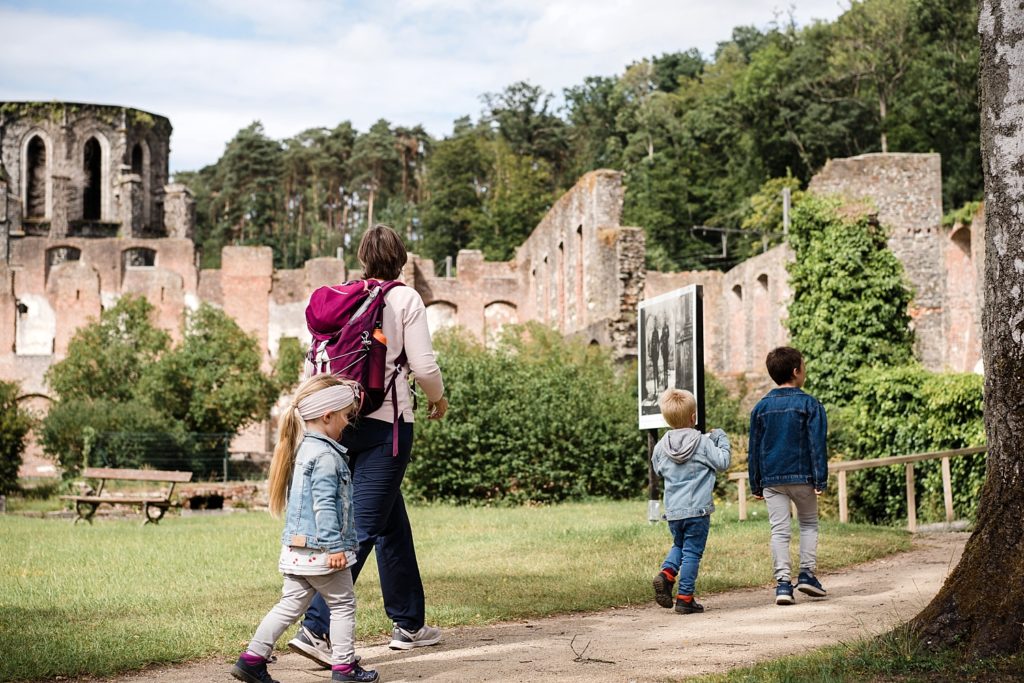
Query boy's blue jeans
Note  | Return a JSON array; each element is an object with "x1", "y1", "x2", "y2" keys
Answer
[{"x1": 661, "y1": 514, "x2": 711, "y2": 596}]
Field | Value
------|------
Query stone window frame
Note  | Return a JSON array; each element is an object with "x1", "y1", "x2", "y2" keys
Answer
[
  {"x1": 44, "y1": 245, "x2": 83, "y2": 285},
  {"x1": 79, "y1": 129, "x2": 112, "y2": 222},
  {"x1": 130, "y1": 138, "x2": 152, "y2": 228},
  {"x1": 20, "y1": 129, "x2": 53, "y2": 221}
]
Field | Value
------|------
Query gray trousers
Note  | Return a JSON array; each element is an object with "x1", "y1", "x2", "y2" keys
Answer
[
  {"x1": 764, "y1": 484, "x2": 819, "y2": 583},
  {"x1": 249, "y1": 570, "x2": 356, "y2": 665}
]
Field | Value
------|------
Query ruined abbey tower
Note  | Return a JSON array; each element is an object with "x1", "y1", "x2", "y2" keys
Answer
[{"x1": 1, "y1": 102, "x2": 984, "y2": 473}]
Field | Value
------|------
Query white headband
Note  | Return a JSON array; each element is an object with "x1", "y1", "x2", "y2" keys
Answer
[{"x1": 295, "y1": 384, "x2": 359, "y2": 421}]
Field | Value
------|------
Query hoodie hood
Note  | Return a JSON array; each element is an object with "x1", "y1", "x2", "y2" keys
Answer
[{"x1": 659, "y1": 428, "x2": 701, "y2": 464}]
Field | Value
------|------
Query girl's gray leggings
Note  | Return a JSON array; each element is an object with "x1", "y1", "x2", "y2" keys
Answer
[
  {"x1": 248, "y1": 569, "x2": 356, "y2": 665},
  {"x1": 764, "y1": 484, "x2": 819, "y2": 583}
]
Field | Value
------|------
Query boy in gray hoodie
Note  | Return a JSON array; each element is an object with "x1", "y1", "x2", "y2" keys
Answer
[{"x1": 651, "y1": 389, "x2": 732, "y2": 614}]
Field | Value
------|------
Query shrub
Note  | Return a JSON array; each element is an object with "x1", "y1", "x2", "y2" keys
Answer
[
  {"x1": 37, "y1": 400, "x2": 183, "y2": 476},
  {"x1": 832, "y1": 365, "x2": 985, "y2": 524},
  {"x1": 407, "y1": 323, "x2": 646, "y2": 504},
  {"x1": 704, "y1": 370, "x2": 747, "y2": 435},
  {"x1": 785, "y1": 196, "x2": 914, "y2": 406},
  {"x1": 41, "y1": 297, "x2": 284, "y2": 478},
  {"x1": 0, "y1": 381, "x2": 34, "y2": 495}
]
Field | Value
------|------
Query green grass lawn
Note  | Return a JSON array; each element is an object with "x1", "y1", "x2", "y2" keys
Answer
[
  {"x1": 0, "y1": 499, "x2": 909, "y2": 681},
  {"x1": 695, "y1": 624, "x2": 1024, "y2": 683}
]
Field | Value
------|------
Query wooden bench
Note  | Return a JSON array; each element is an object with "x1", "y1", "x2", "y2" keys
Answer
[{"x1": 60, "y1": 467, "x2": 193, "y2": 525}]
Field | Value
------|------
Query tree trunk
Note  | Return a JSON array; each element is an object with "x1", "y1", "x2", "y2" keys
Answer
[{"x1": 910, "y1": 0, "x2": 1024, "y2": 657}]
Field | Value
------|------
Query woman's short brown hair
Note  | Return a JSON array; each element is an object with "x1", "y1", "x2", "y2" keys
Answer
[{"x1": 358, "y1": 224, "x2": 408, "y2": 280}]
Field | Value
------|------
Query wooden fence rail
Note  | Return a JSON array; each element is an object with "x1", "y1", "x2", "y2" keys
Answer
[{"x1": 728, "y1": 445, "x2": 988, "y2": 532}]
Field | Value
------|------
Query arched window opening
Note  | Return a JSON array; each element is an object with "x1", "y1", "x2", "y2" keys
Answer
[
  {"x1": 131, "y1": 143, "x2": 144, "y2": 175},
  {"x1": 123, "y1": 247, "x2": 156, "y2": 268},
  {"x1": 83, "y1": 138, "x2": 103, "y2": 220},
  {"x1": 757, "y1": 274, "x2": 769, "y2": 290},
  {"x1": 732, "y1": 284, "x2": 743, "y2": 300},
  {"x1": 26, "y1": 136, "x2": 47, "y2": 219},
  {"x1": 951, "y1": 227, "x2": 972, "y2": 258},
  {"x1": 45, "y1": 246, "x2": 82, "y2": 284}
]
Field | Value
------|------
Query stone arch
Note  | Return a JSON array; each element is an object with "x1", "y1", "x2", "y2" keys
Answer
[
  {"x1": 753, "y1": 274, "x2": 771, "y2": 364},
  {"x1": 81, "y1": 133, "x2": 111, "y2": 221},
  {"x1": 122, "y1": 247, "x2": 157, "y2": 281},
  {"x1": 728, "y1": 283, "x2": 746, "y2": 373},
  {"x1": 484, "y1": 300, "x2": 517, "y2": 348},
  {"x1": 425, "y1": 300, "x2": 458, "y2": 334},
  {"x1": 21, "y1": 131, "x2": 51, "y2": 220},
  {"x1": 946, "y1": 225, "x2": 979, "y2": 371},
  {"x1": 45, "y1": 245, "x2": 82, "y2": 284}
]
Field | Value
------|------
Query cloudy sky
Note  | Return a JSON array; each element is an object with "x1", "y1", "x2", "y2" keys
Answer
[{"x1": 0, "y1": 0, "x2": 845, "y2": 173}]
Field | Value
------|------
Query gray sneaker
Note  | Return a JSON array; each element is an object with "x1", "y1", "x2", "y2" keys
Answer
[
  {"x1": 389, "y1": 624, "x2": 442, "y2": 650},
  {"x1": 288, "y1": 625, "x2": 331, "y2": 668}
]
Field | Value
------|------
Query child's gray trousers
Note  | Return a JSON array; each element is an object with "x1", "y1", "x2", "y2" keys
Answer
[
  {"x1": 248, "y1": 569, "x2": 356, "y2": 665},
  {"x1": 764, "y1": 484, "x2": 819, "y2": 583}
]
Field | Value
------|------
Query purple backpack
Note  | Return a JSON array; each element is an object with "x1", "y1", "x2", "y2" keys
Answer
[{"x1": 305, "y1": 280, "x2": 407, "y2": 452}]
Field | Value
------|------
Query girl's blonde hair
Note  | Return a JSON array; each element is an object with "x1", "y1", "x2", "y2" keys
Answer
[{"x1": 268, "y1": 374, "x2": 360, "y2": 517}]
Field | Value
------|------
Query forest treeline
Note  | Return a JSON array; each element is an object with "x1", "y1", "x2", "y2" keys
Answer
[{"x1": 177, "y1": 0, "x2": 980, "y2": 273}]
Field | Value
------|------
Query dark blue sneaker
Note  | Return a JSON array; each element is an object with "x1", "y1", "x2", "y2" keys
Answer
[
  {"x1": 775, "y1": 580, "x2": 795, "y2": 605},
  {"x1": 797, "y1": 571, "x2": 827, "y2": 597},
  {"x1": 230, "y1": 656, "x2": 280, "y2": 683},
  {"x1": 332, "y1": 663, "x2": 379, "y2": 682},
  {"x1": 653, "y1": 571, "x2": 675, "y2": 608}
]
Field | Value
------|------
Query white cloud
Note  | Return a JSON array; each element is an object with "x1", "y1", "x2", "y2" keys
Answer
[{"x1": 0, "y1": 1, "x2": 846, "y2": 171}]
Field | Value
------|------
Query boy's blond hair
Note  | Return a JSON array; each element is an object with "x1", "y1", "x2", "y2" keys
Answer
[{"x1": 659, "y1": 388, "x2": 697, "y2": 429}]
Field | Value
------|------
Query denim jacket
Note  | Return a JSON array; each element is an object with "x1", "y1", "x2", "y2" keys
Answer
[
  {"x1": 280, "y1": 432, "x2": 357, "y2": 554},
  {"x1": 653, "y1": 428, "x2": 732, "y2": 520},
  {"x1": 747, "y1": 387, "x2": 828, "y2": 496}
]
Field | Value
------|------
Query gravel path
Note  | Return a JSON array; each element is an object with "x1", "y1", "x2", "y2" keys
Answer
[{"x1": 91, "y1": 532, "x2": 966, "y2": 683}]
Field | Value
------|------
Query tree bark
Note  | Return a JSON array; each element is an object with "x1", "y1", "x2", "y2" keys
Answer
[{"x1": 910, "y1": 0, "x2": 1024, "y2": 657}]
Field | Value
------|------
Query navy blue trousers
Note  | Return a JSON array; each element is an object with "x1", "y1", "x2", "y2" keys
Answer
[{"x1": 302, "y1": 417, "x2": 424, "y2": 635}]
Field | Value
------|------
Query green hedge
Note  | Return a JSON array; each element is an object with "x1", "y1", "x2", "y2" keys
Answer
[
  {"x1": 407, "y1": 324, "x2": 646, "y2": 504},
  {"x1": 831, "y1": 364, "x2": 986, "y2": 524},
  {"x1": 0, "y1": 381, "x2": 34, "y2": 495}
]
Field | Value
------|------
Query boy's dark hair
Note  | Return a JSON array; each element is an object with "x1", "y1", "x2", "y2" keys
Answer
[{"x1": 766, "y1": 346, "x2": 804, "y2": 385}]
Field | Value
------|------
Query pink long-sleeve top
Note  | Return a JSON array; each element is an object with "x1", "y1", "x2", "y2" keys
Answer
[{"x1": 365, "y1": 284, "x2": 444, "y2": 423}]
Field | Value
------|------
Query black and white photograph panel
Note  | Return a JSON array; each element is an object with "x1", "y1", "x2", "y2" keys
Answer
[{"x1": 637, "y1": 285, "x2": 701, "y2": 429}]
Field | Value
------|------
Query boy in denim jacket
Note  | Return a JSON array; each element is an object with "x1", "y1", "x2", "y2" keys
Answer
[
  {"x1": 651, "y1": 389, "x2": 731, "y2": 614},
  {"x1": 748, "y1": 346, "x2": 828, "y2": 605}
]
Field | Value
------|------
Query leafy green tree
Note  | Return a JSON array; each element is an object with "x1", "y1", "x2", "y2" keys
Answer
[
  {"x1": 216, "y1": 122, "x2": 284, "y2": 244},
  {"x1": 475, "y1": 139, "x2": 555, "y2": 261},
  {"x1": 785, "y1": 196, "x2": 914, "y2": 405},
  {"x1": 45, "y1": 296, "x2": 171, "y2": 403},
  {"x1": 0, "y1": 381, "x2": 34, "y2": 494},
  {"x1": 564, "y1": 75, "x2": 627, "y2": 177},
  {"x1": 889, "y1": 0, "x2": 981, "y2": 209},
  {"x1": 138, "y1": 304, "x2": 281, "y2": 437},
  {"x1": 41, "y1": 298, "x2": 293, "y2": 477},
  {"x1": 829, "y1": 0, "x2": 916, "y2": 153},
  {"x1": 350, "y1": 119, "x2": 401, "y2": 230},
  {"x1": 482, "y1": 81, "x2": 569, "y2": 189},
  {"x1": 417, "y1": 119, "x2": 489, "y2": 265}
]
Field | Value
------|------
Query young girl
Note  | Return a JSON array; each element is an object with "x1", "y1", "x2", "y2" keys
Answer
[{"x1": 231, "y1": 374, "x2": 379, "y2": 683}]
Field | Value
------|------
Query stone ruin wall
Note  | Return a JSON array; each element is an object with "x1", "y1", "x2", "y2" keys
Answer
[
  {"x1": 1, "y1": 123, "x2": 985, "y2": 473},
  {"x1": 809, "y1": 153, "x2": 983, "y2": 374},
  {"x1": 407, "y1": 169, "x2": 645, "y2": 356}
]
